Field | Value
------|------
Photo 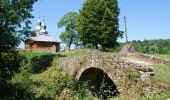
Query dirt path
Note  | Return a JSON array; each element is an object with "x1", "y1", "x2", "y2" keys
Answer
[{"x1": 120, "y1": 57, "x2": 151, "y2": 66}]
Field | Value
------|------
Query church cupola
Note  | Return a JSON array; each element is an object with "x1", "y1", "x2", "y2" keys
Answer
[
  {"x1": 35, "y1": 18, "x2": 41, "y2": 32},
  {"x1": 41, "y1": 20, "x2": 46, "y2": 30},
  {"x1": 39, "y1": 20, "x2": 48, "y2": 34}
]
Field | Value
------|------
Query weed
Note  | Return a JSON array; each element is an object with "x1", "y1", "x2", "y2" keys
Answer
[{"x1": 127, "y1": 70, "x2": 141, "y2": 80}]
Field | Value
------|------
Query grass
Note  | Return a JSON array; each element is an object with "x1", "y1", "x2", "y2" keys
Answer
[
  {"x1": 20, "y1": 49, "x2": 120, "y2": 60},
  {"x1": 127, "y1": 70, "x2": 141, "y2": 80},
  {"x1": 149, "y1": 54, "x2": 170, "y2": 60},
  {"x1": 12, "y1": 50, "x2": 93, "y2": 99},
  {"x1": 147, "y1": 63, "x2": 170, "y2": 100},
  {"x1": 20, "y1": 50, "x2": 55, "y2": 58},
  {"x1": 57, "y1": 50, "x2": 119, "y2": 59},
  {"x1": 151, "y1": 64, "x2": 170, "y2": 88},
  {"x1": 15, "y1": 50, "x2": 170, "y2": 99},
  {"x1": 30, "y1": 66, "x2": 63, "y2": 81}
]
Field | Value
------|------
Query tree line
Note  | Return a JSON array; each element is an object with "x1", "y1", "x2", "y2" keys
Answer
[{"x1": 130, "y1": 39, "x2": 170, "y2": 54}]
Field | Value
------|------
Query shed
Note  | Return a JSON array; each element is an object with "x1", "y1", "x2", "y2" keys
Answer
[{"x1": 120, "y1": 43, "x2": 136, "y2": 53}]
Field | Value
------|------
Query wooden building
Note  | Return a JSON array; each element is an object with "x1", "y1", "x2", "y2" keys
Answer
[
  {"x1": 25, "y1": 18, "x2": 60, "y2": 52},
  {"x1": 120, "y1": 16, "x2": 136, "y2": 53},
  {"x1": 120, "y1": 43, "x2": 136, "y2": 53}
]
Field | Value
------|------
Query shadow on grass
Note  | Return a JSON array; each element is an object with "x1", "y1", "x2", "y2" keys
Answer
[{"x1": 31, "y1": 54, "x2": 66, "y2": 73}]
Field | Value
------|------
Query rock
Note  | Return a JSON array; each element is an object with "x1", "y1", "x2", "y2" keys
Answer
[{"x1": 140, "y1": 72, "x2": 154, "y2": 81}]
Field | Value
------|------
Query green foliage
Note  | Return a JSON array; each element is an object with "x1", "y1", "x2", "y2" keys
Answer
[
  {"x1": 151, "y1": 64, "x2": 170, "y2": 88},
  {"x1": 99, "y1": 84, "x2": 119, "y2": 99},
  {"x1": 104, "y1": 43, "x2": 123, "y2": 52},
  {"x1": 156, "y1": 91, "x2": 170, "y2": 100},
  {"x1": 11, "y1": 73, "x2": 31, "y2": 90},
  {"x1": 28, "y1": 71, "x2": 91, "y2": 99},
  {"x1": 0, "y1": 0, "x2": 37, "y2": 52},
  {"x1": 4, "y1": 50, "x2": 170, "y2": 99},
  {"x1": 30, "y1": 71, "x2": 92, "y2": 99},
  {"x1": 127, "y1": 70, "x2": 141, "y2": 80},
  {"x1": 131, "y1": 39, "x2": 170, "y2": 54},
  {"x1": 0, "y1": 0, "x2": 37, "y2": 99},
  {"x1": 0, "y1": 51, "x2": 30, "y2": 99},
  {"x1": 58, "y1": 12, "x2": 79, "y2": 49},
  {"x1": 144, "y1": 64, "x2": 170, "y2": 100},
  {"x1": 77, "y1": 0, "x2": 123, "y2": 50},
  {"x1": 143, "y1": 91, "x2": 170, "y2": 100},
  {"x1": 20, "y1": 51, "x2": 58, "y2": 73},
  {"x1": 9, "y1": 51, "x2": 93, "y2": 99},
  {"x1": 149, "y1": 54, "x2": 170, "y2": 60}
]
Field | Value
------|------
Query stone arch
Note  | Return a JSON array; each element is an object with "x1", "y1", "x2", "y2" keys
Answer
[{"x1": 78, "y1": 67, "x2": 119, "y2": 98}]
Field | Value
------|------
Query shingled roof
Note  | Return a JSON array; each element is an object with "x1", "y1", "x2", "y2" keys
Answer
[
  {"x1": 29, "y1": 34, "x2": 59, "y2": 42},
  {"x1": 120, "y1": 43, "x2": 136, "y2": 53}
]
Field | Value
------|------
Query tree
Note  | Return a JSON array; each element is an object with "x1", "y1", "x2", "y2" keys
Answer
[
  {"x1": 0, "y1": 0, "x2": 37, "y2": 98},
  {"x1": 77, "y1": 0, "x2": 123, "y2": 50},
  {"x1": 57, "y1": 12, "x2": 78, "y2": 50}
]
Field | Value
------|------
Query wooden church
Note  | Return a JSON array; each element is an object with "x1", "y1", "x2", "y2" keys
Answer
[{"x1": 25, "y1": 18, "x2": 60, "y2": 52}]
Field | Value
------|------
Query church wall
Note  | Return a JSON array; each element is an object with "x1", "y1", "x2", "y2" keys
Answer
[
  {"x1": 25, "y1": 41, "x2": 60, "y2": 52},
  {"x1": 25, "y1": 40, "x2": 33, "y2": 49}
]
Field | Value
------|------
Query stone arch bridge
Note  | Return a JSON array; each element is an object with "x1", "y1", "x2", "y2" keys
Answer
[{"x1": 57, "y1": 53, "x2": 169, "y2": 95}]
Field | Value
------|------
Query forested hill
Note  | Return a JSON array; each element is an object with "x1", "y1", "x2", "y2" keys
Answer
[{"x1": 127, "y1": 39, "x2": 170, "y2": 54}]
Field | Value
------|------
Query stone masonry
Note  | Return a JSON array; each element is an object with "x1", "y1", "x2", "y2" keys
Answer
[{"x1": 56, "y1": 53, "x2": 170, "y2": 95}]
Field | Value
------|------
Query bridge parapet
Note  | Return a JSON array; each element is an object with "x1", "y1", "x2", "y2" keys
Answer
[
  {"x1": 57, "y1": 54, "x2": 169, "y2": 94},
  {"x1": 57, "y1": 54, "x2": 156, "y2": 81},
  {"x1": 56, "y1": 54, "x2": 166, "y2": 95}
]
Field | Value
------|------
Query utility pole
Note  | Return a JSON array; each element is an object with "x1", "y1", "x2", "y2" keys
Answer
[{"x1": 124, "y1": 16, "x2": 128, "y2": 44}]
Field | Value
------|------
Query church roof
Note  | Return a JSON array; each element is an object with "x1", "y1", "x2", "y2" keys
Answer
[
  {"x1": 120, "y1": 43, "x2": 136, "y2": 53},
  {"x1": 29, "y1": 34, "x2": 59, "y2": 42}
]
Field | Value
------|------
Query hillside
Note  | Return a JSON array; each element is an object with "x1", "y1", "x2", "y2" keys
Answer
[{"x1": 9, "y1": 50, "x2": 170, "y2": 100}]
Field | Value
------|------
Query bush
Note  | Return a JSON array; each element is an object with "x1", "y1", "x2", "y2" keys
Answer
[{"x1": 31, "y1": 73, "x2": 92, "y2": 99}]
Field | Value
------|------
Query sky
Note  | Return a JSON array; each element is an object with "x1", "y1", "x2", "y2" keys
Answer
[{"x1": 19, "y1": 0, "x2": 170, "y2": 48}]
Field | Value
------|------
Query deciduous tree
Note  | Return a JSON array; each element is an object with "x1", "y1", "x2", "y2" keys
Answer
[
  {"x1": 58, "y1": 12, "x2": 78, "y2": 50},
  {"x1": 77, "y1": 0, "x2": 123, "y2": 50},
  {"x1": 0, "y1": 0, "x2": 37, "y2": 98}
]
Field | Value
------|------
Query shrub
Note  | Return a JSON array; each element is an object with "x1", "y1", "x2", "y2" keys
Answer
[{"x1": 127, "y1": 70, "x2": 141, "y2": 80}]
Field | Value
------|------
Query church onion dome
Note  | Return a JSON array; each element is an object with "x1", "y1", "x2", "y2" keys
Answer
[
  {"x1": 41, "y1": 20, "x2": 47, "y2": 30},
  {"x1": 36, "y1": 25, "x2": 41, "y2": 31},
  {"x1": 38, "y1": 20, "x2": 48, "y2": 34},
  {"x1": 41, "y1": 20, "x2": 45, "y2": 27},
  {"x1": 36, "y1": 18, "x2": 41, "y2": 31}
]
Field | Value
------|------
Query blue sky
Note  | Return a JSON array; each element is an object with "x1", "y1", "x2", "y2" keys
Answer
[{"x1": 19, "y1": 0, "x2": 170, "y2": 48}]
